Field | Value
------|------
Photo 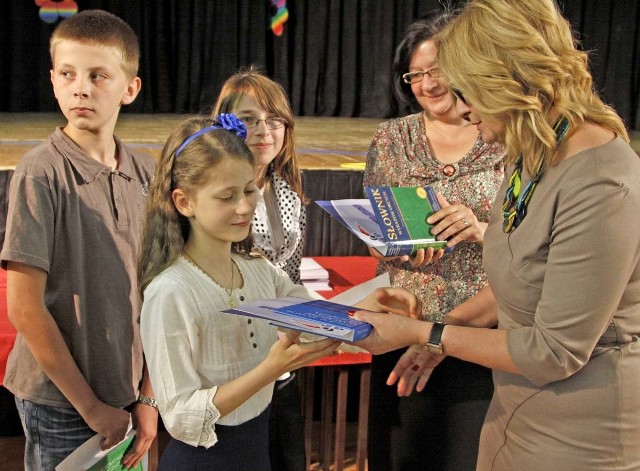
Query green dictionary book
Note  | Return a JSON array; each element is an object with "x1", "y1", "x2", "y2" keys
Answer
[
  {"x1": 87, "y1": 434, "x2": 142, "y2": 471},
  {"x1": 364, "y1": 186, "x2": 447, "y2": 255}
]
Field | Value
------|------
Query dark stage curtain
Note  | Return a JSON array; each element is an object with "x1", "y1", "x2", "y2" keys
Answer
[
  {"x1": 302, "y1": 170, "x2": 369, "y2": 257},
  {"x1": 2, "y1": 1, "x2": 639, "y2": 129}
]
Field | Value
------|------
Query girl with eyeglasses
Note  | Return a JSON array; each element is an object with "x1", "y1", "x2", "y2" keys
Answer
[
  {"x1": 212, "y1": 69, "x2": 307, "y2": 471},
  {"x1": 138, "y1": 115, "x2": 371, "y2": 470}
]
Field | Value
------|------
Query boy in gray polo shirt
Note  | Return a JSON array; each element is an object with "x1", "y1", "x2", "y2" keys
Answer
[{"x1": 1, "y1": 10, "x2": 157, "y2": 470}]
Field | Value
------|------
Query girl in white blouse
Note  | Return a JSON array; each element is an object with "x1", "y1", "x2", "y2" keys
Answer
[
  {"x1": 213, "y1": 68, "x2": 307, "y2": 470},
  {"x1": 138, "y1": 115, "x2": 416, "y2": 470}
]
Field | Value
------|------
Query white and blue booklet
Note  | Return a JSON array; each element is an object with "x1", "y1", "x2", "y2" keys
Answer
[
  {"x1": 222, "y1": 272, "x2": 391, "y2": 343},
  {"x1": 223, "y1": 297, "x2": 371, "y2": 342}
]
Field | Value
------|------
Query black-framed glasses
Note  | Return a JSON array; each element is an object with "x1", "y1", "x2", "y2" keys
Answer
[
  {"x1": 402, "y1": 67, "x2": 442, "y2": 84},
  {"x1": 238, "y1": 116, "x2": 287, "y2": 130},
  {"x1": 451, "y1": 88, "x2": 468, "y2": 105}
]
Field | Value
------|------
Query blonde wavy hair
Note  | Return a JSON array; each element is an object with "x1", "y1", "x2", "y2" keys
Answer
[
  {"x1": 138, "y1": 116, "x2": 256, "y2": 294},
  {"x1": 436, "y1": 0, "x2": 628, "y2": 174}
]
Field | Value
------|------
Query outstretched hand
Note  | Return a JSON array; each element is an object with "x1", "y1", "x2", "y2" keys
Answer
[
  {"x1": 267, "y1": 330, "x2": 341, "y2": 375},
  {"x1": 387, "y1": 344, "x2": 446, "y2": 396},
  {"x1": 355, "y1": 287, "x2": 422, "y2": 319},
  {"x1": 351, "y1": 309, "x2": 424, "y2": 355}
]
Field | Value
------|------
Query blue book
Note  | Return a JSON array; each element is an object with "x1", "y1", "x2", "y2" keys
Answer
[{"x1": 223, "y1": 297, "x2": 371, "y2": 341}]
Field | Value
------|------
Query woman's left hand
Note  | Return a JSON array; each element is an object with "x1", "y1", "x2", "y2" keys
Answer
[
  {"x1": 387, "y1": 344, "x2": 446, "y2": 396},
  {"x1": 428, "y1": 193, "x2": 487, "y2": 248}
]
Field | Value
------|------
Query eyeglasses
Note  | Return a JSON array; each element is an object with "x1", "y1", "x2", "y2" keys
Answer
[
  {"x1": 451, "y1": 88, "x2": 468, "y2": 105},
  {"x1": 402, "y1": 67, "x2": 442, "y2": 84},
  {"x1": 238, "y1": 116, "x2": 287, "y2": 130}
]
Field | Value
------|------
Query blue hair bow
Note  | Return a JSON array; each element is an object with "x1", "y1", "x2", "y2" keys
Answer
[{"x1": 175, "y1": 113, "x2": 247, "y2": 156}]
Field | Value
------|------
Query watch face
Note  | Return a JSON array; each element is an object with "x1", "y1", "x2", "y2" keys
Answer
[{"x1": 427, "y1": 343, "x2": 443, "y2": 355}]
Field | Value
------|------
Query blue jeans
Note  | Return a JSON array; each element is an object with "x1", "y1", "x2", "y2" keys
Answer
[{"x1": 15, "y1": 398, "x2": 96, "y2": 471}]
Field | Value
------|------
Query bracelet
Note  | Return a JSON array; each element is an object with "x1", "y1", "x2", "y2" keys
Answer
[{"x1": 137, "y1": 394, "x2": 158, "y2": 409}]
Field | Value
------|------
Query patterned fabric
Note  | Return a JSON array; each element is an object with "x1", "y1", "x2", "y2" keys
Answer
[
  {"x1": 364, "y1": 112, "x2": 506, "y2": 321},
  {"x1": 252, "y1": 170, "x2": 305, "y2": 283}
]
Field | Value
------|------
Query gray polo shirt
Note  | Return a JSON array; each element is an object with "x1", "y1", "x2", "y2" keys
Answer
[{"x1": 1, "y1": 127, "x2": 156, "y2": 408}]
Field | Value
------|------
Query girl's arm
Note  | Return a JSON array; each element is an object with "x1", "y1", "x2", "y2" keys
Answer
[
  {"x1": 141, "y1": 276, "x2": 339, "y2": 448},
  {"x1": 212, "y1": 332, "x2": 338, "y2": 417}
]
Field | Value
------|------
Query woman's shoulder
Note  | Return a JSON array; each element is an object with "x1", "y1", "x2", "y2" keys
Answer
[
  {"x1": 551, "y1": 133, "x2": 640, "y2": 197},
  {"x1": 375, "y1": 112, "x2": 422, "y2": 132},
  {"x1": 559, "y1": 122, "x2": 618, "y2": 162}
]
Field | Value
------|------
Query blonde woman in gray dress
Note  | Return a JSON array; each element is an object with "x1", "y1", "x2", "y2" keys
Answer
[{"x1": 353, "y1": 1, "x2": 640, "y2": 470}]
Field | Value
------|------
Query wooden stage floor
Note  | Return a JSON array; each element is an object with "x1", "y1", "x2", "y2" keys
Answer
[
  {"x1": 2, "y1": 113, "x2": 639, "y2": 171},
  {"x1": 0, "y1": 113, "x2": 383, "y2": 171}
]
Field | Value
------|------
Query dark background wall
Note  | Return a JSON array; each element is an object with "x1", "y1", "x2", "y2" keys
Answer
[{"x1": 1, "y1": 1, "x2": 639, "y2": 130}]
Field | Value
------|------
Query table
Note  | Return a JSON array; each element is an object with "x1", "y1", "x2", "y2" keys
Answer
[
  {"x1": 301, "y1": 256, "x2": 377, "y2": 471},
  {"x1": 0, "y1": 269, "x2": 13, "y2": 385}
]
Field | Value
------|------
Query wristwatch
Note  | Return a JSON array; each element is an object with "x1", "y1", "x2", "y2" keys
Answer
[
  {"x1": 137, "y1": 394, "x2": 158, "y2": 410},
  {"x1": 426, "y1": 321, "x2": 446, "y2": 355}
]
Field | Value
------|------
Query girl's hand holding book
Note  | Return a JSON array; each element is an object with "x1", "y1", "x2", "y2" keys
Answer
[{"x1": 267, "y1": 331, "x2": 341, "y2": 376}]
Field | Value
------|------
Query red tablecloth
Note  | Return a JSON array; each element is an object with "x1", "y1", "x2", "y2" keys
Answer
[
  {"x1": 0, "y1": 257, "x2": 380, "y2": 380},
  {"x1": 309, "y1": 256, "x2": 378, "y2": 366},
  {"x1": 0, "y1": 269, "x2": 15, "y2": 385},
  {"x1": 312, "y1": 256, "x2": 378, "y2": 299}
]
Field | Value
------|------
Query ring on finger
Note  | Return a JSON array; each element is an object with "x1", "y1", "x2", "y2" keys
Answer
[{"x1": 462, "y1": 217, "x2": 469, "y2": 226}]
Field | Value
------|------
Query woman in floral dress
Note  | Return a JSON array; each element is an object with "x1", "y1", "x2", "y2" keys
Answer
[{"x1": 364, "y1": 10, "x2": 505, "y2": 471}]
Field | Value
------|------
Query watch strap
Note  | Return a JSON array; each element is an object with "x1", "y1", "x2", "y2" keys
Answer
[{"x1": 426, "y1": 321, "x2": 446, "y2": 354}]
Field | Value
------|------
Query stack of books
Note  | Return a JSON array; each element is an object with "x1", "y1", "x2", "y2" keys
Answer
[{"x1": 300, "y1": 257, "x2": 331, "y2": 292}]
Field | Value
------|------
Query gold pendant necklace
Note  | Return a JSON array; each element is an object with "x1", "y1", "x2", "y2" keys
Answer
[{"x1": 183, "y1": 251, "x2": 237, "y2": 308}]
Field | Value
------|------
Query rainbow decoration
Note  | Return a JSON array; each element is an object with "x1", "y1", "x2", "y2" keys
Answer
[
  {"x1": 35, "y1": 0, "x2": 78, "y2": 24},
  {"x1": 270, "y1": 0, "x2": 288, "y2": 36}
]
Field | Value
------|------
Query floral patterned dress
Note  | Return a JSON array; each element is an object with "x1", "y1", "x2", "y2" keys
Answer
[{"x1": 364, "y1": 112, "x2": 505, "y2": 321}]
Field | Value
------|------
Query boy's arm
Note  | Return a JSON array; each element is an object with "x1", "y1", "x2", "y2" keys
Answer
[{"x1": 6, "y1": 261, "x2": 130, "y2": 449}]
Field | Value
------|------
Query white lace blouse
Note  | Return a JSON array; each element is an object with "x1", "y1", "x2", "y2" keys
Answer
[{"x1": 140, "y1": 254, "x2": 320, "y2": 448}]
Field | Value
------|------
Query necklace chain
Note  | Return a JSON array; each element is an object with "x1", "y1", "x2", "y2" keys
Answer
[
  {"x1": 502, "y1": 116, "x2": 570, "y2": 233},
  {"x1": 182, "y1": 251, "x2": 237, "y2": 308}
]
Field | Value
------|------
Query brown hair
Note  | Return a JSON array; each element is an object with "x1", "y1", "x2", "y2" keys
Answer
[
  {"x1": 50, "y1": 9, "x2": 140, "y2": 78},
  {"x1": 138, "y1": 116, "x2": 256, "y2": 294},
  {"x1": 213, "y1": 67, "x2": 304, "y2": 200}
]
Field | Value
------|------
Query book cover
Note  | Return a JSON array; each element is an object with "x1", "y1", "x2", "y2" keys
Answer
[
  {"x1": 316, "y1": 197, "x2": 446, "y2": 257},
  {"x1": 364, "y1": 186, "x2": 445, "y2": 248},
  {"x1": 87, "y1": 435, "x2": 141, "y2": 471},
  {"x1": 223, "y1": 297, "x2": 371, "y2": 342},
  {"x1": 56, "y1": 428, "x2": 147, "y2": 471}
]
